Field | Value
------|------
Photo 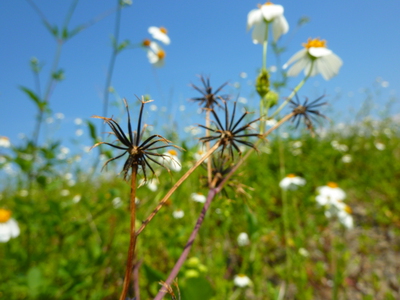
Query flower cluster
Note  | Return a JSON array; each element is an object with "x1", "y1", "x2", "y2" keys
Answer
[
  {"x1": 316, "y1": 182, "x2": 354, "y2": 229},
  {"x1": 279, "y1": 174, "x2": 306, "y2": 190},
  {"x1": 142, "y1": 26, "x2": 170, "y2": 67}
]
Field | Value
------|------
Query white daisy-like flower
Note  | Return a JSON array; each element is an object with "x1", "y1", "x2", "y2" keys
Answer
[
  {"x1": 283, "y1": 38, "x2": 343, "y2": 80},
  {"x1": 341, "y1": 154, "x2": 352, "y2": 163},
  {"x1": 237, "y1": 232, "x2": 250, "y2": 247},
  {"x1": 279, "y1": 174, "x2": 306, "y2": 190},
  {"x1": 148, "y1": 26, "x2": 170, "y2": 45},
  {"x1": 233, "y1": 274, "x2": 252, "y2": 288},
  {"x1": 337, "y1": 207, "x2": 354, "y2": 229},
  {"x1": 0, "y1": 209, "x2": 20, "y2": 243},
  {"x1": 374, "y1": 142, "x2": 385, "y2": 151},
  {"x1": 194, "y1": 145, "x2": 208, "y2": 162},
  {"x1": 0, "y1": 136, "x2": 11, "y2": 148},
  {"x1": 191, "y1": 193, "x2": 206, "y2": 203},
  {"x1": 316, "y1": 182, "x2": 346, "y2": 206},
  {"x1": 247, "y1": 1, "x2": 289, "y2": 43},
  {"x1": 162, "y1": 149, "x2": 181, "y2": 172},
  {"x1": 146, "y1": 41, "x2": 166, "y2": 67},
  {"x1": 172, "y1": 209, "x2": 184, "y2": 219},
  {"x1": 140, "y1": 178, "x2": 159, "y2": 191}
]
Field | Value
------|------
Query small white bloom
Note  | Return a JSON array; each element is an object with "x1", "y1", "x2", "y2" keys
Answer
[
  {"x1": 149, "y1": 104, "x2": 158, "y2": 111},
  {"x1": 283, "y1": 38, "x2": 342, "y2": 80},
  {"x1": 341, "y1": 154, "x2": 352, "y2": 163},
  {"x1": 162, "y1": 150, "x2": 181, "y2": 172},
  {"x1": 266, "y1": 119, "x2": 277, "y2": 127},
  {"x1": 0, "y1": 136, "x2": 11, "y2": 148},
  {"x1": 146, "y1": 178, "x2": 159, "y2": 192},
  {"x1": 55, "y1": 113, "x2": 64, "y2": 119},
  {"x1": 60, "y1": 189, "x2": 70, "y2": 197},
  {"x1": 279, "y1": 174, "x2": 306, "y2": 190},
  {"x1": 247, "y1": 2, "x2": 289, "y2": 43},
  {"x1": 72, "y1": 195, "x2": 81, "y2": 203},
  {"x1": 46, "y1": 117, "x2": 54, "y2": 124},
  {"x1": 172, "y1": 209, "x2": 184, "y2": 219},
  {"x1": 148, "y1": 26, "x2": 170, "y2": 45},
  {"x1": 374, "y1": 142, "x2": 385, "y2": 151},
  {"x1": 146, "y1": 41, "x2": 166, "y2": 67},
  {"x1": 0, "y1": 209, "x2": 20, "y2": 243},
  {"x1": 316, "y1": 182, "x2": 346, "y2": 204},
  {"x1": 338, "y1": 208, "x2": 354, "y2": 229},
  {"x1": 112, "y1": 197, "x2": 122, "y2": 208},
  {"x1": 74, "y1": 118, "x2": 83, "y2": 125},
  {"x1": 298, "y1": 247, "x2": 309, "y2": 257},
  {"x1": 75, "y1": 129, "x2": 84, "y2": 137},
  {"x1": 237, "y1": 232, "x2": 250, "y2": 246},
  {"x1": 240, "y1": 72, "x2": 248, "y2": 79},
  {"x1": 191, "y1": 193, "x2": 206, "y2": 203},
  {"x1": 233, "y1": 274, "x2": 251, "y2": 288},
  {"x1": 194, "y1": 145, "x2": 208, "y2": 162}
]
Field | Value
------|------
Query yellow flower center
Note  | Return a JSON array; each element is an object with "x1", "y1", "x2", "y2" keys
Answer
[
  {"x1": 159, "y1": 27, "x2": 168, "y2": 34},
  {"x1": 237, "y1": 274, "x2": 246, "y2": 277},
  {"x1": 287, "y1": 174, "x2": 296, "y2": 178},
  {"x1": 168, "y1": 149, "x2": 177, "y2": 156},
  {"x1": 142, "y1": 39, "x2": 151, "y2": 47},
  {"x1": 0, "y1": 209, "x2": 12, "y2": 223},
  {"x1": 258, "y1": 1, "x2": 273, "y2": 8},
  {"x1": 302, "y1": 38, "x2": 327, "y2": 49},
  {"x1": 344, "y1": 205, "x2": 352, "y2": 214},
  {"x1": 157, "y1": 50, "x2": 166, "y2": 60},
  {"x1": 327, "y1": 182, "x2": 338, "y2": 188}
]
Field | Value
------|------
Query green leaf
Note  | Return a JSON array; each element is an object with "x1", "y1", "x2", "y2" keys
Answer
[
  {"x1": 19, "y1": 86, "x2": 46, "y2": 110},
  {"x1": 117, "y1": 40, "x2": 130, "y2": 52},
  {"x1": 86, "y1": 120, "x2": 98, "y2": 143},
  {"x1": 52, "y1": 69, "x2": 65, "y2": 81},
  {"x1": 43, "y1": 21, "x2": 59, "y2": 38}
]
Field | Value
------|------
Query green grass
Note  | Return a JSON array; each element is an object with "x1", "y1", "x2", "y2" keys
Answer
[{"x1": 1, "y1": 120, "x2": 400, "y2": 299}]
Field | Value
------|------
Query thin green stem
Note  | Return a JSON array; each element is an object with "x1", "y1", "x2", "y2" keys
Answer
[
  {"x1": 271, "y1": 60, "x2": 314, "y2": 118},
  {"x1": 262, "y1": 23, "x2": 269, "y2": 70}
]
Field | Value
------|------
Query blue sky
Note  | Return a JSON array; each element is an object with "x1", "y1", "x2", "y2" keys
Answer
[{"x1": 1, "y1": 0, "x2": 399, "y2": 150}]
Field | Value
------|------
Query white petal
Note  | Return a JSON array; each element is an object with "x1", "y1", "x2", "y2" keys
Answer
[
  {"x1": 247, "y1": 9, "x2": 263, "y2": 30},
  {"x1": 284, "y1": 49, "x2": 308, "y2": 69},
  {"x1": 8, "y1": 219, "x2": 20, "y2": 238},
  {"x1": 316, "y1": 195, "x2": 329, "y2": 206},
  {"x1": 261, "y1": 4, "x2": 284, "y2": 21},
  {"x1": 272, "y1": 15, "x2": 289, "y2": 42},
  {"x1": 308, "y1": 47, "x2": 332, "y2": 58},
  {"x1": 148, "y1": 27, "x2": 170, "y2": 45},
  {"x1": 316, "y1": 53, "x2": 343, "y2": 80},
  {"x1": 251, "y1": 22, "x2": 267, "y2": 44},
  {"x1": 287, "y1": 56, "x2": 312, "y2": 77}
]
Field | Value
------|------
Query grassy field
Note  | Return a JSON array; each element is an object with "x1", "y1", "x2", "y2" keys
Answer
[{"x1": 1, "y1": 118, "x2": 399, "y2": 300}]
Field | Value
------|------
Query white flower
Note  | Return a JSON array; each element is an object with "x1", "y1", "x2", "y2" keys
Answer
[
  {"x1": 279, "y1": 174, "x2": 306, "y2": 190},
  {"x1": 265, "y1": 119, "x2": 277, "y2": 127},
  {"x1": 60, "y1": 189, "x2": 70, "y2": 196},
  {"x1": 337, "y1": 208, "x2": 354, "y2": 229},
  {"x1": 0, "y1": 136, "x2": 11, "y2": 148},
  {"x1": 191, "y1": 193, "x2": 206, "y2": 203},
  {"x1": 341, "y1": 154, "x2": 352, "y2": 163},
  {"x1": 0, "y1": 209, "x2": 20, "y2": 242},
  {"x1": 172, "y1": 209, "x2": 184, "y2": 219},
  {"x1": 74, "y1": 118, "x2": 83, "y2": 125},
  {"x1": 298, "y1": 247, "x2": 309, "y2": 257},
  {"x1": 233, "y1": 274, "x2": 251, "y2": 288},
  {"x1": 140, "y1": 178, "x2": 159, "y2": 191},
  {"x1": 162, "y1": 149, "x2": 181, "y2": 172},
  {"x1": 148, "y1": 26, "x2": 170, "y2": 45},
  {"x1": 237, "y1": 232, "x2": 250, "y2": 246},
  {"x1": 72, "y1": 195, "x2": 81, "y2": 203},
  {"x1": 194, "y1": 145, "x2": 208, "y2": 162},
  {"x1": 247, "y1": 2, "x2": 289, "y2": 43},
  {"x1": 316, "y1": 182, "x2": 346, "y2": 205},
  {"x1": 146, "y1": 41, "x2": 166, "y2": 67},
  {"x1": 112, "y1": 197, "x2": 122, "y2": 208},
  {"x1": 283, "y1": 38, "x2": 343, "y2": 80},
  {"x1": 374, "y1": 142, "x2": 385, "y2": 151}
]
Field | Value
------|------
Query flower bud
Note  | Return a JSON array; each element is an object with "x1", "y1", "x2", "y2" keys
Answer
[{"x1": 255, "y1": 69, "x2": 270, "y2": 98}]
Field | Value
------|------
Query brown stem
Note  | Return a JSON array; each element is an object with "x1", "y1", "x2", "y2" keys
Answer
[
  {"x1": 154, "y1": 188, "x2": 218, "y2": 300},
  {"x1": 136, "y1": 141, "x2": 221, "y2": 236},
  {"x1": 119, "y1": 164, "x2": 138, "y2": 300}
]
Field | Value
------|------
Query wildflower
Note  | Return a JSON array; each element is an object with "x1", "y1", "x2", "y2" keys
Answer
[
  {"x1": 148, "y1": 26, "x2": 170, "y2": 45},
  {"x1": 0, "y1": 136, "x2": 10, "y2": 148},
  {"x1": 279, "y1": 174, "x2": 306, "y2": 190},
  {"x1": 161, "y1": 149, "x2": 181, "y2": 172},
  {"x1": 146, "y1": 42, "x2": 166, "y2": 67},
  {"x1": 72, "y1": 195, "x2": 81, "y2": 203},
  {"x1": 19, "y1": 190, "x2": 28, "y2": 197},
  {"x1": 298, "y1": 247, "x2": 309, "y2": 257},
  {"x1": 283, "y1": 38, "x2": 343, "y2": 80},
  {"x1": 194, "y1": 144, "x2": 208, "y2": 162},
  {"x1": 191, "y1": 193, "x2": 206, "y2": 203},
  {"x1": 337, "y1": 206, "x2": 354, "y2": 229},
  {"x1": 0, "y1": 209, "x2": 20, "y2": 242},
  {"x1": 237, "y1": 232, "x2": 250, "y2": 246},
  {"x1": 172, "y1": 209, "x2": 184, "y2": 219},
  {"x1": 199, "y1": 101, "x2": 261, "y2": 159},
  {"x1": 190, "y1": 76, "x2": 229, "y2": 110},
  {"x1": 112, "y1": 197, "x2": 122, "y2": 208},
  {"x1": 91, "y1": 98, "x2": 180, "y2": 181},
  {"x1": 374, "y1": 142, "x2": 385, "y2": 151},
  {"x1": 60, "y1": 189, "x2": 70, "y2": 196},
  {"x1": 247, "y1": 2, "x2": 289, "y2": 43},
  {"x1": 233, "y1": 274, "x2": 251, "y2": 288},
  {"x1": 140, "y1": 178, "x2": 159, "y2": 191},
  {"x1": 316, "y1": 182, "x2": 346, "y2": 205},
  {"x1": 341, "y1": 154, "x2": 352, "y2": 163}
]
